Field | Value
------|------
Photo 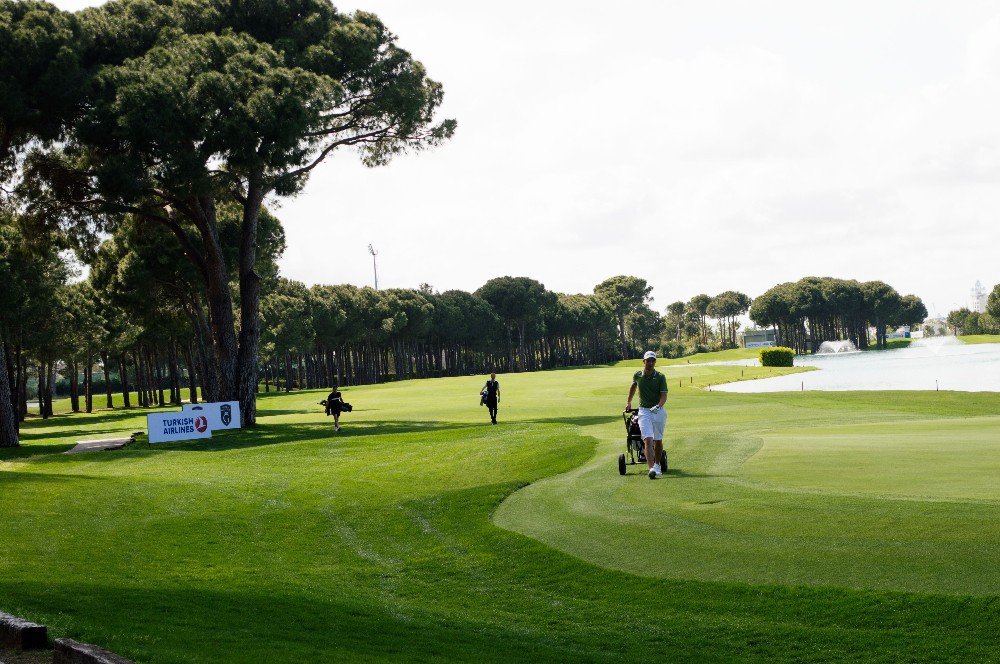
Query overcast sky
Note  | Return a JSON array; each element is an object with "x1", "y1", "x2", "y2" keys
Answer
[{"x1": 55, "y1": 1, "x2": 1000, "y2": 316}]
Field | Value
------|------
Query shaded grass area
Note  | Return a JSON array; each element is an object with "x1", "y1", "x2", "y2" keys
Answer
[
  {"x1": 2, "y1": 367, "x2": 999, "y2": 662},
  {"x1": 0, "y1": 646, "x2": 50, "y2": 664}
]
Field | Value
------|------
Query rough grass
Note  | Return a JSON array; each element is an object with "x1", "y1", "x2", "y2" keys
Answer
[{"x1": 1, "y1": 366, "x2": 998, "y2": 662}]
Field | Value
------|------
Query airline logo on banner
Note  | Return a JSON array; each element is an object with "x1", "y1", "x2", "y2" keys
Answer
[
  {"x1": 182, "y1": 401, "x2": 242, "y2": 431},
  {"x1": 147, "y1": 413, "x2": 213, "y2": 444}
]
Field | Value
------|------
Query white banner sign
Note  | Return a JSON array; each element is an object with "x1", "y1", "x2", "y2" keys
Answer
[
  {"x1": 147, "y1": 412, "x2": 212, "y2": 444},
  {"x1": 182, "y1": 401, "x2": 242, "y2": 431}
]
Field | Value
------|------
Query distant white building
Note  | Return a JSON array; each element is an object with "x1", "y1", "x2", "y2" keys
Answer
[
  {"x1": 742, "y1": 328, "x2": 777, "y2": 348},
  {"x1": 972, "y1": 281, "x2": 988, "y2": 313}
]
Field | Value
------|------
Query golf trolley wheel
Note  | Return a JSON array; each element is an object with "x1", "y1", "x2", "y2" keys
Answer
[
  {"x1": 618, "y1": 453, "x2": 626, "y2": 475},
  {"x1": 659, "y1": 449, "x2": 668, "y2": 472}
]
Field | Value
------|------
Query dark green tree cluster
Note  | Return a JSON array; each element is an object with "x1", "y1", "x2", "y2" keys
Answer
[
  {"x1": 257, "y1": 276, "x2": 624, "y2": 391},
  {"x1": 0, "y1": 211, "x2": 71, "y2": 444},
  {"x1": 945, "y1": 309, "x2": 987, "y2": 336},
  {"x1": 658, "y1": 291, "x2": 752, "y2": 357},
  {"x1": 749, "y1": 277, "x2": 927, "y2": 353},
  {"x1": 86, "y1": 202, "x2": 286, "y2": 409},
  {"x1": 593, "y1": 276, "x2": 654, "y2": 359},
  {"x1": 707, "y1": 291, "x2": 753, "y2": 349},
  {"x1": 0, "y1": 0, "x2": 454, "y2": 443},
  {"x1": 0, "y1": 201, "x2": 280, "y2": 443},
  {"x1": 946, "y1": 284, "x2": 1000, "y2": 335}
]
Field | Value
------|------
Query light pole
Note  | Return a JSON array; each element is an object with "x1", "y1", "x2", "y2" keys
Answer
[{"x1": 368, "y1": 244, "x2": 379, "y2": 290}]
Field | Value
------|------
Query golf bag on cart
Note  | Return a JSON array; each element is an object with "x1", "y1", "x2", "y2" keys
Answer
[{"x1": 618, "y1": 409, "x2": 667, "y2": 475}]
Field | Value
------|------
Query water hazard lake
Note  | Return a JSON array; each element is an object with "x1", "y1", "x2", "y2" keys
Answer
[{"x1": 716, "y1": 338, "x2": 1000, "y2": 392}]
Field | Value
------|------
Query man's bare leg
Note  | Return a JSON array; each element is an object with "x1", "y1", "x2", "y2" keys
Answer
[
  {"x1": 644, "y1": 438, "x2": 656, "y2": 468},
  {"x1": 644, "y1": 437, "x2": 657, "y2": 478}
]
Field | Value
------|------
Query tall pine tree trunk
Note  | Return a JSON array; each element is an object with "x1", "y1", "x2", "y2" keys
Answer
[
  {"x1": 101, "y1": 351, "x2": 114, "y2": 408},
  {"x1": 153, "y1": 346, "x2": 166, "y2": 406},
  {"x1": 234, "y1": 182, "x2": 266, "y2": 427},
  {"x1": 70, "y1": 360, "x2": 80, "y2": 412},
  {"x1": 38, "y1": 361, "x2": 48, "y2": 419},
  {"x1": 16, "y1": 353, "x2": 27, "y2": 420},
  {"x1": 167, "y1": 342, "x2": 181, "y2": 405},
  {"x1": 193, "y1": 196, "x2": 240, "y2": 408},
  {"x1": 183, "y1": 343, "x2": 198, "y2": 404},
  {"x1": 134, "y1": 350, "x2": 147, "y2": 408},
  {"x1": 186, "y1": 294, "x2": 219, "y2": 402},
  {"x1": 3, "y1": 334, "x2": 15, "y2": 408},
  {"x1": 43, "y1": 361, "x2": 55, "y2": 418},
  {"x1": 119, "y1": 353, "x2": 131, "y2": 408},
  {"x1": 0, "y1": 341, "x2": 18, "y2": 447},
  {"x1": 284, "y1": 352, "x2": 293, "y2": 393},
  {"x1": 84, "y1": 351, "x2": 93, "y2": 413},
  {"x1": 335, "y1": 348, "x2": 343, "y2": 388}
]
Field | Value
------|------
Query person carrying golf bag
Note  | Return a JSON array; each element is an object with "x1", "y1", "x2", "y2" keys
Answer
[
  {"x1": 481, "y1": 372, "x2": 500, "y2": 425},
  {"x1": 321, "y1": 387, "x2": 351, "y2": 432},
  {"x1": 626, "y1": 350, "x2": 668, "y2": 479}
]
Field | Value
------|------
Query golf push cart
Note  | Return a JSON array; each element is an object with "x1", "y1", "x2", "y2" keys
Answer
[{"x1": 618, "y1": 408, "x2": 667, "y2": 475}]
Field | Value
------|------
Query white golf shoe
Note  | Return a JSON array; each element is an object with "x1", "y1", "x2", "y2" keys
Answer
[
  {"x1": 648, "y1": 468, "x2": 657, "y2": 479},
  {"x1": 653, "y1": 463, "x2": 663, "y2": 478}
]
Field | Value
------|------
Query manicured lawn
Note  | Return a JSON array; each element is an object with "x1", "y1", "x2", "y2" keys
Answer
[
  {"x1": 959, "y1": 334, "x2": 1000, "y2": 344},
  {"x1": 2, "y1": 365, "x2": 998, "y2": 662}
]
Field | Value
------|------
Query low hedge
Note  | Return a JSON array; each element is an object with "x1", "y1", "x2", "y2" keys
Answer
[{"x1": 760, "y1": 346, "x2": 795, "y2": 367}]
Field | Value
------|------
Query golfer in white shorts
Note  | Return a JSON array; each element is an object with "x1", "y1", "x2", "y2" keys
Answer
[{"x1": 626, "y1": 350, "x2": 668, "y2": 479}]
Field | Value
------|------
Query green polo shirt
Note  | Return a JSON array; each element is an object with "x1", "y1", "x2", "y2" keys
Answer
[{"x1": 633, "y1": 369, "x2": 668, "y2": 408}]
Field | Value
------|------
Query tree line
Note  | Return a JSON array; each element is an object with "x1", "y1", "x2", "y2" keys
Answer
[
  {"x1": 3, "y1": 205, "x2": 776, "y2": 450},
  {"x1": 1, "y1": 199, "x2": 931, "y2": 450},
  {"x1": 257, "y1": 276, "x2": 761, "y2": 391},
  {"x1": 748, "y1": 277, "x2": 927, "y2": 353},
  {"x1": 2, "y1": 177, "x2": 932, "y2": 451}
]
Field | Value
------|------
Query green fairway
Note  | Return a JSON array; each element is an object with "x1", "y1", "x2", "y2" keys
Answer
[
  {"x1": 959, "y1": 334, "x2": 1000, "y2": 344},
  {"x1": 495, "y1": 381, "x2": 1000, "y2": 596},
  {"x1": 745, "y1": 417, "x2": 1000, "y2": 501},
  {"x1": 2, "y1": 364, "x2": 999, "y2": 662}
]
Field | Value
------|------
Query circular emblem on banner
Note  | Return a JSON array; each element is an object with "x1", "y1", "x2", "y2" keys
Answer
[{"x1": 195, "y1": 416, "x2": 208, "y2": 433}]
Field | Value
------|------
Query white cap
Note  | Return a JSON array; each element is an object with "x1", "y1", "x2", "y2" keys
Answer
[{"x1": 643, "y1": 350, "x2": 657, "y2": 360}]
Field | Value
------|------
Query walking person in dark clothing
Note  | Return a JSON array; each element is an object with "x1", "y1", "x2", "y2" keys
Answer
[
  {"x1": 482, "y1": 373, "x2": 500, "y2": 424},
  {"x1": 324, "y1": 387, "x2": 345, "y2": 432}
]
